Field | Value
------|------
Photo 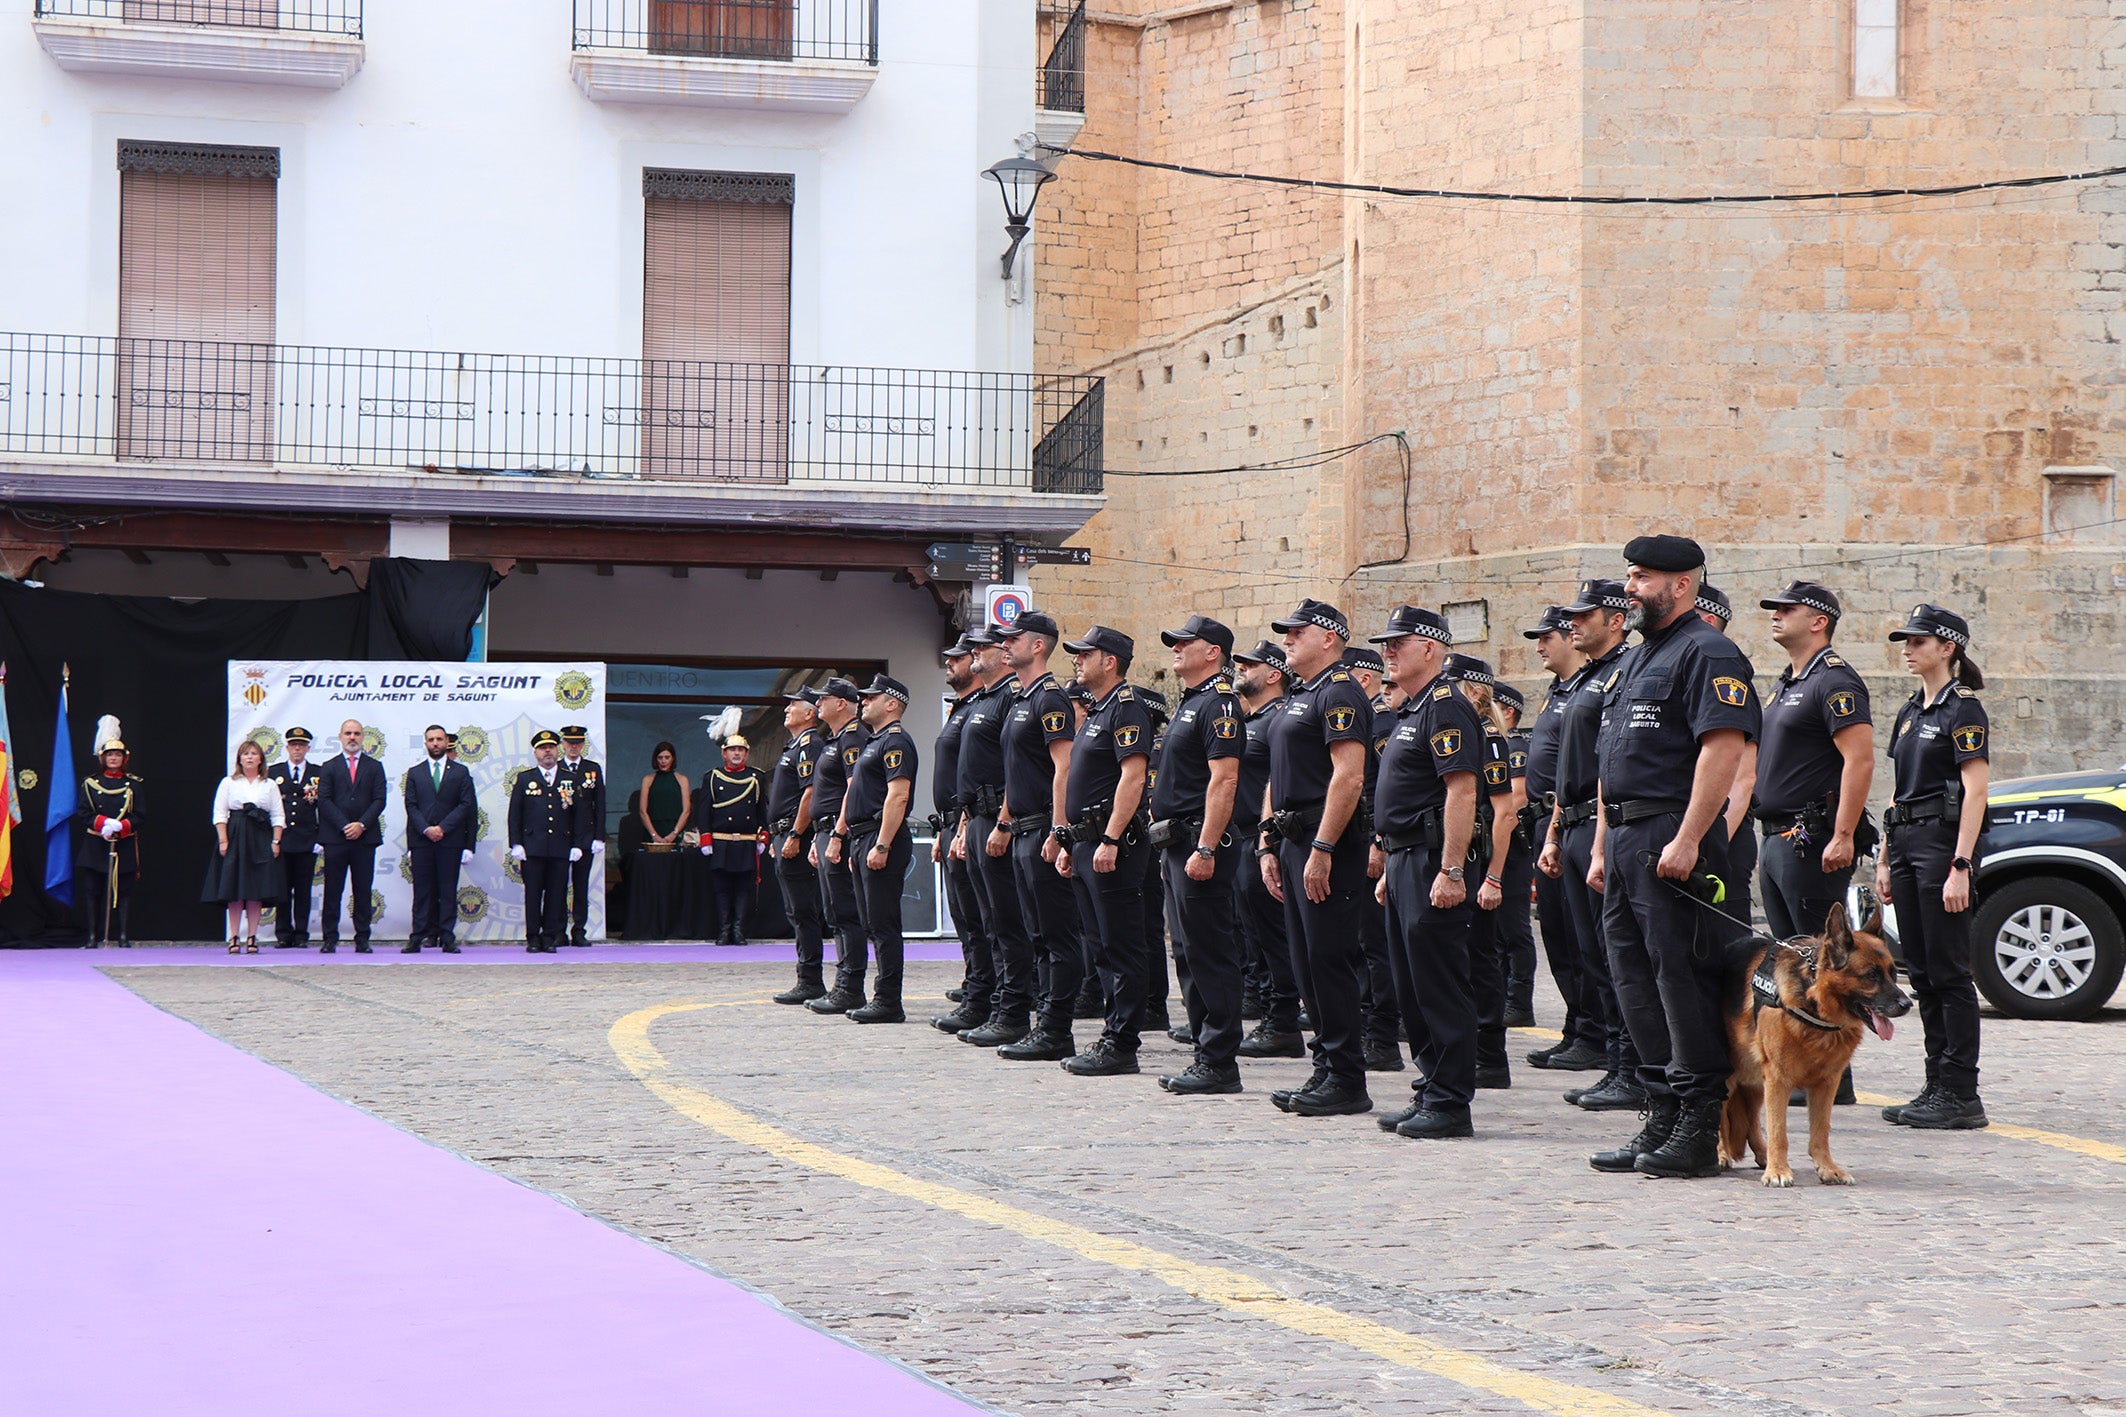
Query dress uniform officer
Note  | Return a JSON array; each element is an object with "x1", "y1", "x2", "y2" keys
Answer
[
  {"x1": 1229, "y1": 642, "x2": 1307, "y2": 1058},
  {"x1": 805, "y1": 679, "x2": 872, "y2": 1014},
  {"x1": 1693, "y1": 585, "x2": 1762, "y2": 935},
  {"x1": 77, "y1": 732, "x2": 144, "y2": 947},
  {"x1": 1878, "y1": 604, "x2": 1991, "y2": 1130},
  {"x1": 929, "y1": 636, "x2": 997, "y2": 1032},
  {"x1": 1494, "y1": 681, "x2": 1541, "y2": 1029},
  {"x1": 1368, "y1": 606, "x2": 1486, "y2": 1138},
  {"x1": 1343, "y1": 645, "x2": 1404, "y2": 1073},
  {"x1": 1441, "y1": 654, "x2": 1520, "y2": 1089},
  {"x1": 952, "y1": 628, "x2": 1038, "y2": 1048},
  {"x1": 1054, "y1": 625, "x2": 1156, "y2": 1076},
  {"x1": 403, "y1": 724, "x2": 474, "y2": 953},
  {"x1": 508, "y1": 729, "x2": 582, "y2": 953},
  {"x1": 831, "y1": 674, "x2": 920, "y2": 1023},
  {"x1": 767, "y1": 687, "x2": 828, "y2": 1003},
  {"x1": 1150, "y1": 615, "x2": 1248, "y2": 1094},
  {"x1": 1540, "y1": 580, "x2": 1643, "y2": 1109},
  {"x1": 698, "y1": 736, "x2": 768, "y2": 945},
  {"x1": 557, "y1": 727, "x2": 605, "y2": 947},
  {"x1": 1587, "y1": 534, "x2": 1762, "y2": 1178},
  {"x1": 988, "y1": 610, "x2": 1087, "y2": 1062},
  {"x1": 1520, "y1": 610, "x2": 1606, "y2": 1069},
  {"x1": 269, "y1": 726, "x2": 321, "y2": 948},
  {"x1": 1260, "y1": 598, "x2": 1377, "y2": 1118}
]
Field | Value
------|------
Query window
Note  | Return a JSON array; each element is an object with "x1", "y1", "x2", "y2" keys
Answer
[
  {"x1": 640, "y1": 169, "x2": 793, "y2": 482},
  {"x1": 1854, "y1": 0, "x2": 1898, "y2": 99},
  {"x1": 650, "y1": 0, "x2": 793, "y2": 60},
  {"x1": 116, "y1": 140, "x2": 278, "y2": 463}
]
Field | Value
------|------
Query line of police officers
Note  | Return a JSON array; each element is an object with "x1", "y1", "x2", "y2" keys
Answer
[{"x1": 760, "y1": 533, "x2": 1990, "y2": 1172}]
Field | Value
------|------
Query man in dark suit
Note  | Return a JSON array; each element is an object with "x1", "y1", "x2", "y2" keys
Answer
[
  {"x1": 269, "y1": 726, "x2": 321, "y2": 948},
  {"x1": 558, "y1": 725, "x2": 605, "y2": 947},
  {"x1": 509, "y1": 729, "x2": 581, "y2": 953},
  {"x1": 403, "y1": 723, "x2": 475, "y2": 954},
  {"x1": 315, "y1": 717, "x2": 387, "y2": 953}
]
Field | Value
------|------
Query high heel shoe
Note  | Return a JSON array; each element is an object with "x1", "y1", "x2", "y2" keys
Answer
[
  {"x1": 227, "y1": 938, "x2": 240, "y2": 954},
  {"x1": 244, "y1": 937, "x2": 259, "y2": 954}
]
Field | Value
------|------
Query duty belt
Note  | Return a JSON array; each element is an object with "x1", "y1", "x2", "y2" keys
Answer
[
  {"x1": 924, "y1": 811, "x2": 955, "y2": 834},
  {"x1": 1271, "y1": 803, "x2": 1325, "y2": 843},
  {"x1": 769, "y1": 814, "x2": 801, "y2": 837},
  {"x1": 966, "y1": 783, "x2": 1006, "y2": 817},
  {"x1": 1557, "y1": 798, "x2": 1599, "y2": 829},
  {"x1": 1601, "y1": 797, "x2": 1690, "y2": 828},
  {"x1": 1884, "y1": 795, "x2": 1951, "y2": 828},
  {"x1": 1145, "y1": 815, "x2": 1203, "y2": 850},
  {"x1": 1008, "y1": 813, "x2": 1053, "y2": 838},
  {"x1": 1053, "y1": 803, "x2": 1111, "y2": 847},
  {"x1": 842, "y1": 816, "x2": 881, "y2": 839},
  {"x1": 1379, "y1": 808, "x2": 1445, "y2": 854}
]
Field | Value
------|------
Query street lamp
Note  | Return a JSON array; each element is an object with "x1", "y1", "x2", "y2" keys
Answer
[{"x1": 982, "y1": 156, "x2": 1056, "y2": 280}]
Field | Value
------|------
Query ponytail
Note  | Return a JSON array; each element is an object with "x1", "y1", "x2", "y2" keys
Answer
[
  {"x1": 1467, "y1": 683, "x2": 1512, "y2": 737},
  {"x1": 1955, "y1": 651, "x2": 1984, "y2": 692}
]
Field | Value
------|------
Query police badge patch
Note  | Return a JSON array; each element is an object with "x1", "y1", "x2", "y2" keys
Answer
[
  {"x1": 1213, "y1": 716, "x2": 1239, "y2": 740},
  {"x1": 1327, "y1": 706, "x2": 1356, "y2": 732},
  {"x1": 1954, "y1": 724, "x2": 1986, "y2": 753},
  {"x1": 1484, "y1": 761, "x2": 1508, "y2": 787},
  {"x1": 1431, "y1": 729, "x2": 1462, "y2": 758},
  {"x1": 1115, "y1": 726, "x2": 1141, "y2": 749},
  {"x1": 1828, "y1": 690, "x2": 1858, "y2": 718},
  {"x1": 1714, "y1": 677, "x2": 1750, "y2": 707},
  {"x1": 884, "y1": 749, "x2": 904, "y2": 770},
  {"x1": 1041, "y1": 711, "x2": 1067, "y2": 734}
]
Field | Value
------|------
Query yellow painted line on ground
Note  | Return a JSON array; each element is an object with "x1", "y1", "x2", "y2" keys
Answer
[{"x1": 611, "y1": 999, "x2": 1676, "y2": 1417}]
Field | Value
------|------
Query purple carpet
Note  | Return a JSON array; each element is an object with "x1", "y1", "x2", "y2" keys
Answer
[
  {"x1": 0, "y1": 952, "x2": 985, "y2": 1415},
  {"x1": 8, "y1": 938, "x2": 967, "y2": 967}
]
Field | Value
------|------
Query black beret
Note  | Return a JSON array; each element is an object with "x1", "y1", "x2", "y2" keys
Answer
[{"x1": 1623, "y1": 534, "x2": 1705, "y2": 573}]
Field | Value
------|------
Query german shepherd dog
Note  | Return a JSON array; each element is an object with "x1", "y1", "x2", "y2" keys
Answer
[{"x1": 1719, "y1": 902, "x2": 1912, "y2": 1186}]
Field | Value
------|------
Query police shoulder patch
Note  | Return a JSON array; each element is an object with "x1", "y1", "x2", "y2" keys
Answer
[
  {"x1": 1212, "y1": 716, "x2": 1240, "y2": 740},
  {"x1": 1212, "y1": 679, "x2": 1235, "y2": 695},
  {"x1": 1432, "y1": 684, "x2": 1453, "y2": 701},
  {"x1": 797, "y1": 760, "x2": 813, "y2": 778},
  {"x1": 1483, "y1": 761, "x2": 1508, "y2": 787},
  {"x1": 1116, "y1": 687, "x2": 1135, "y2": 701},
  {"x1": 1953, "y1": 686, "x2": 1977, "y2": 699},
  {"x1": 1041, "y1": 710, "x2": 1067, "y2": 733},
  {"x1": 1326, "y1": 705, "x2": 1357, "y2": 732},
  {"x1": 1713, "y1": 676, "x2": 1750, "y2": 707},
  {"x1": 1329, "y1": 670, "x2": 1350, "y2": 682},
  {"x1": 1510, "y1": 750, "x2": 1527, "y2": 769},
  {"x1": 884, "y1": 749, "x2": 905, "y2": 770},
  {"x1": 1953, "y1": 724, "x2": 1986, "y2": 753},
  {"x1": 1115, "y1": 725, "x2": 1142, "y2": 749},
  {"x1": 1430, "y1": 728, "x2": 1463, "y2": 758},
  {"x1": 1823, "y1": 654, "x2": 1845, "y2": 668},
  {"x1": 1827, "y1": 689, "x2": 1858, "y2": 718}
]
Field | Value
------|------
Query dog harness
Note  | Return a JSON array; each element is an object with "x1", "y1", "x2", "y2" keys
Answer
[{"x1": 1751, "y1": 938, "x2": 1844, "y2": 1032}]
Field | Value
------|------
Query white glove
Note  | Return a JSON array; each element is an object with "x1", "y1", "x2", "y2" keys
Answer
[
  {"x1": 460, "y1": 849, "x2": 473, "y2": 865},
  {"x1": 700, "y1": 843, "x2": 712, "y2": 856},
  {"x1": 568, "y1": 848, "x2": 583, "y2": 862},
  {"x1": 510, "y1": 845, "x2": 526, "y2": 863},
  {"x1": 99, "y1": 821, "x2": 121, "y2": 840},
  {"x1": 314, "y1": 843, "x2": 324, "y2": 855},
  {"x1": 591, "y1": 839, "x2": 605, "y2": 855}
]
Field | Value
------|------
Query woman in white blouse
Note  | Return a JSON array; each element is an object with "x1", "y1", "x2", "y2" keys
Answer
[{"x1": 204, "y1": 741, "x2": 285, "y2": 954}]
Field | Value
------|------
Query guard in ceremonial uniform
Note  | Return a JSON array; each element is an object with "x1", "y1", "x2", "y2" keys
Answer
[
  {"x1": 831, "y1": 674, "x2": 920, "y2": 1023},
  {"x1": 1150, "y1": 615, "x2": 1248, "y2": 1094},
  {"x1": 805, "y1": 679, "x2": 871, "y2": 1014},
  {"x1": 768, "y1": 688, "x2": 828, "y2": 1003},
  {"x1": 953, "y1": 627, "x2": 1037, "y2": 1048},
  {"x1": 508, "y1": 730, "x2": 580, "y2": 953},
  {"x1": 269, "y1": 726, "x2": 320, "y2": 948},
  {"x1": 558, "y1": 727, "x2": 605, "y2": 947},
  {"x1": 1344, "y1": 645, "x2": 1404, "y2": 1073},
  {"x1": 1693, "y1": 584, "x2": 1762, "y2": 935},
  {"x1": 989, "y1": 610, "x2": 1086, "y2": 1061},
  {"x1": 1442, "y1": 654, "x2": 1520, "y2": 1089},
  {"x1": 697, "y1": 735, "x2": 767, "y2": 945},
  {"x1": 1369, "y1": 607, "x2": 1485, "y2": 1137},
  {"x1": 1494, "y1": 681, "x2": 1541, "y2": 1028},
  {"x1": 1879, "y1": 604, "x2": 1991, "y2": 1130},
  {"x1": 1588, "y1": 535, "x2": 1761, "y2": 1179},
  {"x1": 1230, "y1": 642, "x2": 1307, "y2": 1057},
  {"x1": 930, "y1": 636, "x2": 997, "y2": 1033},
  {"x1": 77, "y1": 732, "x2": 143, "y2": 947},
  {"x1": 1260, "y1": 598, "x2": 1376, "y2": 1117},
  {"x1": 1522, "y1": 609, "x2": 1605, "y2": 1069}
]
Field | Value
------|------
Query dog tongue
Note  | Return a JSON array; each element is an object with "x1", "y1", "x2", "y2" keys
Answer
[{"x1": 1869, "y1": 1012, "x2": 1894, "y2": 1042}]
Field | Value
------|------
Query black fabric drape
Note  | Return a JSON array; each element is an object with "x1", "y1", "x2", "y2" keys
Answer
[{"x1": 364, "y1": 558, "x2": 498, "y2": 662}]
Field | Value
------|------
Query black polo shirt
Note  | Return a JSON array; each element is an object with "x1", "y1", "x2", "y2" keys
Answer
[
  {"x1": 1889, "y1": 683, "x2": 1989, "y2": 803},
  {"x1": 1756, "y1": 646, "x2": 1873, "y2": 814},
  {"x1": 1269, "y1": 663, "x2": 1374, "y2": 809},
  {"x1": 933, "y1": 695, "x2": 973, "y2": 816},
  {"x1": 1235, "y1": 696, "x2": 1284, "y2": 831},
  {"x1": 1374, "y1": 675, "x2": 1484, "y2": 834},
  {"x1": 1524, "y1": 678, "x2": 1569, "y2": 801},
  {"x1": 765, "y1": 726, "x2": 821, "y2": 824},
  {"x1": 1597, "y1": 613, "x2": 1762, "y2": 802},
  {"x1": 1001, "y1": 672, "x2": 1076, "y2": 818},
  {"x1": 843, "y1": 720, "x2": 917, "y2": 824},
  {"x1": 1554, "y1": 642, "x2": 1627, "y2": 808},
  {"x1": 1066, "y1": 684, "x2": 1154, "y2": 819},
  {"x1": 813, "y1": 720, "x2": 869, "y2": 826},
  {"x1": 954, "y1": 675, "x2": 1016, "y2": 806},
  {"x1": 1151, "y1": 675, "x2": 1244, "y2": 820}
]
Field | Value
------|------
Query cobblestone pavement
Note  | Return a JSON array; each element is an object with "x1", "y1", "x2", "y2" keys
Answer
[{"x1": 112, "y1": 958, "x2": 2126, "y2": 1417}]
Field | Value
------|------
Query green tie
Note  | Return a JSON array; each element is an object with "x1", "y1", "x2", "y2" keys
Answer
[{"x1": 432, "y1": 762, "x2": 442, "y2": 791}]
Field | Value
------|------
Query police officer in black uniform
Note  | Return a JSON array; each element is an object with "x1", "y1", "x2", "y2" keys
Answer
[
  {"x1": 953, "y1": 627, "x2": 1038, "y2": 1048},
  {"x1": 1694, "y1": 584, "x2": 1762, "y2": 935},
  {"x1": 1368, "y1": 606, "x2": 1486, "y2": 1137},
  {"x1": 1521, "y1": 610, "x2": 1606, "y2": 1068},
  {"x1": 1588, "y1": 535, "x2": 1762, "y2": 1178},
  {"x1": 805, "y1": 679, "x2": 871, "y2": 1014},
  {"x1": 831, "y1": 674, "x2": 919, "y2": 1024},
  {"x1": 1879, "y1": 604, "x2": 1991, "y2": 1130},
  {"x1": 1494, "y1": 681, "x2": 1541, "y2": 1029},
  {"x1": 1134, "y1": 685, "x2": 1175, "y2": 1038},
  {"x1": 1260, "y1": 598, "x2": 1376, "y2": 1117},
  {"x1": 269, "y1": 726, "x2": 321, "y2": 948},
  {"x1": 1150, "y1": 614, "x2": 1248, "y2": 1094},
  {"x1": 557, "y1": 727, "x2": 605, "y2": 947},
  {"x1": 697, "y1": 735, "x2": 767, "y2": 945},
  {"x1": 509, "y1": 729, "x2": 581, "y2": 953},
  {"x1": 77, "y1": 732, "x2": 144, "y2": 947},
  {"x1": 1344, "y1": 645, "x2": 1404, "y2": 1074},
  {"x1": 767, "y1": 688, "x2": 827, "y2": 1003},
  {"x1": 1441, "y1": 655, "x2": 1519, "y2": 1090},
  {"x1": 929, "y1": 635, "x2": 997, "y2": 1033},
  {"x1": 989, "y1": 611, "x2": 1086, "y2": 1062},
  {"x1": 1055, "y1": 626, "x2": 1155, "y2": 1076},
  {"x1": 1230, "y1": 641, "x2": 1307, "y2": 1058}
]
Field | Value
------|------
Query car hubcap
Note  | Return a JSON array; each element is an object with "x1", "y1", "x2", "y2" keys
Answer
[{"x1": 1995, "y1": 904, "x2": 2097, "y2": 999}]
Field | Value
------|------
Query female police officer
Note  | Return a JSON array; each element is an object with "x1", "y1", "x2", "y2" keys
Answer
[{"x1": 1876, "y1": 604, "x2": 1990, "y2": 1131}]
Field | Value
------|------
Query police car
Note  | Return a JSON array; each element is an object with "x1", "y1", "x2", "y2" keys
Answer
[{"x1": 1860, "y1": 768, "x2": 2126, "y2": 1020}]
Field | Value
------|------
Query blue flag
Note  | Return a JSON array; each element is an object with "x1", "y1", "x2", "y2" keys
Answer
[{"x1": 43, "y1": 675, "x2": 74, "y2": 908}]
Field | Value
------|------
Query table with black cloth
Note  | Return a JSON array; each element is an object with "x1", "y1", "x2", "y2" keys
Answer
[{"x1": 621, "y1": 849, "x2": 789, "y2": 942}]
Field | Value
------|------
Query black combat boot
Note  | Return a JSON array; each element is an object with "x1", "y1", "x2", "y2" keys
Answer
[
  {"x1": 805, "y1": 984, "x2": 865, "y2": 1015},
  {"x1": 1633, "y1": 1097, "x2": 1726, "y2": 1178},
  {"x1": 1271, "y1": 1068, "x2": 1330, "y2": 1112},
  {"x1": 1159, "y1": 1061, "x2": 1242, "y2": 1095},
  {"x1": 931, "y1": 1003, "x2": 990, "y2": 1034},
  {"x1": 774, "y1": 976, "x2": 828, "y2": 1005},
  {"x1": 1364, "y1": 1040, "x2": 1406, "y2": 1072},
  {"x1": 1898, "y1": 1087, "x2": 1987, "y2": 1130},
  {"x1": 960, "y1": 1016, "x2": 1031, "y2": 1047},
  {"x1": 1590, "y1": 1096, "x2": 1681, "y2": 1173},
  {"x1": 997, "y1": 1028, "x2": 1075, "y2": 1061},
  {"x1": 1289, "y1": 1077, "x2": 1371, "y2": 1117},
  {"x1": 1237, "y1": 1024, "x2": 1306, "y2": 1059},
  {"x1": 1072, "y1": 982, "x2": 1104, "y2": 1020}
]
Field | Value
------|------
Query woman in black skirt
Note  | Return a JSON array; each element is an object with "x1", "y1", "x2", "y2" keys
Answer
[
  {"x1": 206, "y1": 741, "x2": 286, "y2": 954},
  {"x1": 1876, "y1": 603, "x2": 1990, "y2": 1130}
]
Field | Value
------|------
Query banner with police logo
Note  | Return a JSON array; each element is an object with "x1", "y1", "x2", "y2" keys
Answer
[{"x1": 226, "y1": 662, "x2": 607, "y2": 943}]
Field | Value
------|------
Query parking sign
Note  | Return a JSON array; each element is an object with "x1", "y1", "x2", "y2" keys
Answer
[{"x1": 986, "y1": 584, "x2": 1032, "y2": 630}]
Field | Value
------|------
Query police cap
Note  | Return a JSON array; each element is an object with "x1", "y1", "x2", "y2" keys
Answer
[
  {"x1": 1888, "y1": 603, "x2": 1971, "y2": 648},
  {"x1": 1562, "y1": 579, "x2": 1631, "y2": 615},
  {"x1": 530, "y1": 730, "x2": 561, "y2": 749},
  {"x1": 1520, "y1": 606, "x2": 1573, "y2": 640},
  {"x1": 1340, "y1": 646, "x2": 1386, "y2": 674},
  {"x1": 1270, "y1": 598, "x2": 1350, "y2": 640},
  {"x1": 1365, "y1": 605, "x2": 1452, "y2": 646},
  {"x1": 995, "y1": 609, "x2": 1061, "y2": 642},
  {"x1": 284, "y1": 726, "x2": 314, "y2": 745},
  {"x1": 1759, "y1": 580, "x2": 1842, "y2": 620},
  {"x1": 1442, "y1": 654, "x2": 1497, "y2": 687},
  {"x1": 857, "y1": 673, "x2": 911, "y2": 704},
  {"x1": 820, "y1": 677, "x2": 864, "y2": 705},
  {"x1": 1062, "y1": 625, "x2": 1135, "y2": 660},
  {"x1": 1159, "y1": 614, "x2": 1235, "y2": 653},
  {"x1": 1495, "y1": 682, "x2": 1526, "y2": 712},
  {"x1": 1695, "y1": 583, "x2": 1733, "y2": 625}
]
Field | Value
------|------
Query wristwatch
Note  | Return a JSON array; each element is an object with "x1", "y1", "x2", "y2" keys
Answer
[
  {"x1": 1950, "y1": 856, "x2": 1972, "y2": 873},
  {"x1": 1442, "y1": 865, "x2": 1465, "y2": 883},
  {"x1": 1100, "y1": 833, "x2": 1122, "y2": 848},
  {"x1": 1193, "y1": 845, "x2": 1216, "y2": 860}
]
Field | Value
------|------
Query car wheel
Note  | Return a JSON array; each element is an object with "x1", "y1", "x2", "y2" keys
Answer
[{"x1": 1971, "y1": 877, "x2": 2125, "y2": 1021}]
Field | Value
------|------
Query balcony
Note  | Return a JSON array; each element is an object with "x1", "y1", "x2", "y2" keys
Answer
[
  {"x1": 1035, "y1": 1, "x2": 1086, "y2": 150},
  {"x1": 0, "y1": 333, "x2": 1104, "y2": 536},
  {"x1": 32, "y1": 0, "x2": 364, "y2": 89},
  {"x1": 569, "y1": 0, "x2": 877, "y2": 113}
]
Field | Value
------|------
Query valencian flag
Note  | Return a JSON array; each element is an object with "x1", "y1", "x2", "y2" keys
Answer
[
  {"x1": 43, "y1": 663, "x2": 76, "y2": 909},
  {"x1": 0, "y1": 662, "x2": 15, "y2": 901}
]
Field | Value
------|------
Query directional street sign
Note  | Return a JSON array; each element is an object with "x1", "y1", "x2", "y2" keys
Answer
[
  {"x1": 925, "y1": 541, "x2": 1004, "y2": 581},
  {"x1": 1009, "y1": 544, "x2": 1092, "y2": 568}
]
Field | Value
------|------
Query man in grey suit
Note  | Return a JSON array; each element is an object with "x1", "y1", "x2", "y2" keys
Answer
[
  {"x1": 316, "y1": 718, "x2": 388, "y2": 953},
  {"x1": 404, "y1": 723, "x2": 475, "y2": 953}
]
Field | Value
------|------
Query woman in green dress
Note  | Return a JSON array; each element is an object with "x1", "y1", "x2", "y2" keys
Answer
[{"x1": 637, "y1": 741, "x2": 691, "y2": 847}]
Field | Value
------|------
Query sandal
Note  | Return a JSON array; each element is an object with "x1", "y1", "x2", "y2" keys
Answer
[
  {"x1": 227, "y1": 938, "x2": 240, "y2": 954},
  {"x1": 244, "y1": 938, "x2": 260, "y2": 955}
]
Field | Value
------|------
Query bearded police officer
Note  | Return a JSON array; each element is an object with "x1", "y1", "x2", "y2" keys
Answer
[
  {"x1": 930, "y1": 635, "x2": 997, "y2": 1034},
  {"x1": 767, "y1": 687, "x2": 828, "y2": 1004},
  {"x1": 1261, "y1": 598, "x2": 1376, "y2": 1118},
  {"x1": 1369, "y1": 607, "x2": 1486, "y2": 1138},
  {"x1": 831, "y1": 674, "x2": 919, "y2": 1024},
  {"x1": 954, "y1": 627, "x2": 1038, "y2": 1049},
  {"x1": 508, "y1": 729, "x2": 581, "y2": 953},
  {"x1": 1150, "y1": 615, "x2": 1248, "y2": 1094},
  {"x1": 1588, "y1": 535, "x2": 1762, "y2": 1179},
  {"x1": 1694, "y1": 584, "x2": 1762, "y2": 935},
  {"x1": 1231, "y1": 642, "x2": 1307, "y2": 1058},
  {"x1": 805, "y1": 679, "x2": 871, "y2": 1014},
  {"x1": 1519, "y1": 611, "x2": 1605, "y2": 1070}
]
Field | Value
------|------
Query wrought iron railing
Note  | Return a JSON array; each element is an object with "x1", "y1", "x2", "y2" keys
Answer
[
  {"x1": 0, "y1": 333, "x2": 1103, "y2": 494},
  {"x1": 33, "y1": 0, "x2": 363, "y2": 37},
  {"x1": 571, "y1": 0, "x2": 876, "y2": 64},
  {"x1": 1037, "y1": 1, "x2": 1086, "y2": 113}
]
